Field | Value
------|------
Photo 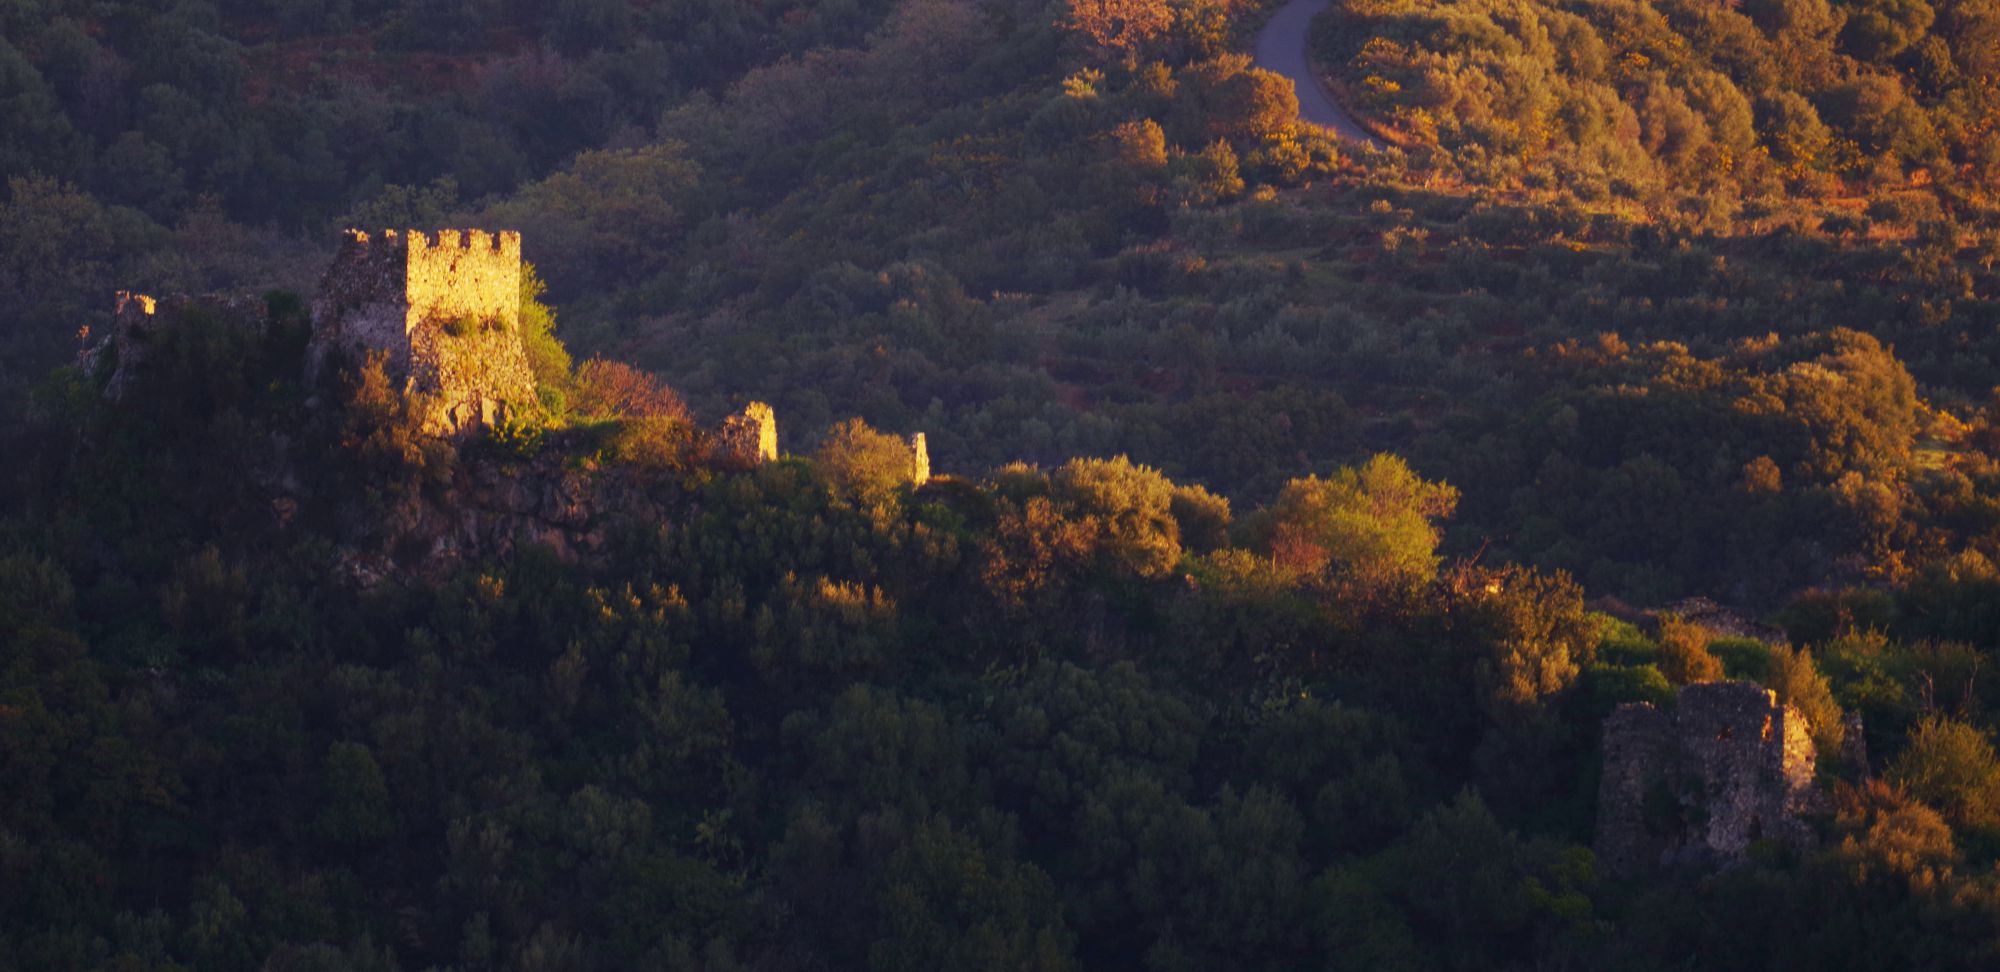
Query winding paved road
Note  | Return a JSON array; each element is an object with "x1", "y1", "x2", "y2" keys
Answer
[{"x1": 1253, "y1": 0, "x2": 1381, "y2": 147}]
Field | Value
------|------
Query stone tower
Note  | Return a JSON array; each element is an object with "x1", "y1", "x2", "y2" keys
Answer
[
  {"x1": 311, "y1": 229, "x2": 535, "y2": 434},
  {"x1": 1595, "y1": 681, "x2": 1818, "y2": 874}
]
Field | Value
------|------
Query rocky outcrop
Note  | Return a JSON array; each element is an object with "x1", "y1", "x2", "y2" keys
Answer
[
  {"x1": 1596, "y1": 681, "x2": 1818, "y2": 875},
  {"x1": 334, "y1": 448, "x2": 674, "y2": 589},
  {"x1": 336, "y1": 405, "x2": 792, "y2": 587}
]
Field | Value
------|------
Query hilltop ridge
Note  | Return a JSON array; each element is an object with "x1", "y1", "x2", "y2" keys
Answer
[{"x1": 7, "y1": 0, "x2": 2000, "y2": 967}]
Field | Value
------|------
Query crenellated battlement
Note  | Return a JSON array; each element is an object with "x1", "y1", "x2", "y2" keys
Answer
[
  {"x1": 335, "y1": 228, "x2": 520, "y2": 254},
  {"x1": 412, "y1": 228, "x2": 518, "y2": 255}
]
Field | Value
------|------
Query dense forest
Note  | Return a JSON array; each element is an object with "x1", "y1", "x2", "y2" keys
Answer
[{"x1": 6, "y1": 0, "x2": 2000, "y2": 967}]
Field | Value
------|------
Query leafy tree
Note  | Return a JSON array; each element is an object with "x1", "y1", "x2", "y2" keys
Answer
[
  {"x1": 1176, "y1": 55, "x2": 1299, "y2": 143},
  {"x1": 1263, "y1": 455, "x2": 1458, "y2": 602},
  {"x1": 1167, "y1": 140, "x2": 1244, "y2": 207},
  {"x1": 870, "y1": 817, "x2": 1075, "y2": 972},
  {"x1": 317, "y1": 742, "x2": 393, "y2": 845},
  {"x1": 97, "y1": 131, "x2": 188, "y2": 220},
  {"x1": 787, "y1": 685, "x2": 967, "y2": 818},
  {"x1": 1655, "y1": 615, "x2": 1725, "y2": 685},
  {"x1": 518, "y1": 262, "x2": 572, "y2": 410},
  {"x1": 983, "y1": 661, "x2": 1204, "y2": 834},
  {"x1": 1463, "y1": 565, "x2": 1595, "y2": 716},
  {"x1": 0, "y1": 175, "x2": 162, "y2": 397},
  {"x1": 1328, "y1": 792, "x2": 1597, "y2": 971},
  {"x1": 1761, "y1": 91, "x2": 1833, "y2": 176},
  {"x1": 1167, "y1": 482, "x2": 1231, "y2": 553},
  {"x1": 1049, "y1": 455, "x2": 1184, "y2": 579},
  {"x1": 339, "y1": 179, "x2": 463, "y2": 235},
  {"x1": 571, "y1": 359, "x2": 687, "y2": 422},
  {"x1": 815, "y1": 418, "x2": 921, "y2": 509},
  {"x1": 547, "y1": 0, "x2": 635, "y2": 56},
  {"x1": 0, "y1": 39, "x2": 85, "y2": 178},
  {"x1": 1062, "y1": 0, "x2": 1174, "y2": 56},
  {"x1": 1840, "y1": 0, "x2": 1937, "y2": 61},
  {"x1": 484, "y1": 144, "x2": 702, "y2": 295},
  {"x1": 1767, "y1": 643, "x2": 1846, "y2": 758},
  {"x1": 1887, "y1": 716, "x2": 2000, "y2": 827},
  {"x1": 1245, "y1": 698, "x2": 1414, "y2": 855}
]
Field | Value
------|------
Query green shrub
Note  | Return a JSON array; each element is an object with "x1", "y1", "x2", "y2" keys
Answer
[
  {"x1": 1887, "y1": 716, "x2": 2000, "y2": 827},
  {"x1": 1710, "y1": 638, "x2": 1772, "y2": 681}
]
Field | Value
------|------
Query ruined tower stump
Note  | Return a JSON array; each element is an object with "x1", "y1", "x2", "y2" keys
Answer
[{"x1": 1595, "y1": 681, "x2": 1818, "y2": 875}]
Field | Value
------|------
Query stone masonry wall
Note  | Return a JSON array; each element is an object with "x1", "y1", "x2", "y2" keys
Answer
[
  {"x1": 312, "y1": 230, "x2": 416, "y2": 374},
  {"x1": 1594, "y1": 702, "x2": 1675, "y2": 876},
  {"x1": 405, "y1": 229, "x2": 521, "y2": 334},
  {"x1": 1595, "y1": 681, "x2": 1818, "y2": 875},
  {"x1": 88, "y1": 291, "x2": 163, "y2": 400},
  {"x1": 1678, "y1": 681, "x2": 1816, "y2": 860}
]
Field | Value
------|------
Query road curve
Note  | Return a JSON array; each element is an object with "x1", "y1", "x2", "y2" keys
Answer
[{"x1": 1253, "y1": 0, "x2": 1381, "y2": 147}]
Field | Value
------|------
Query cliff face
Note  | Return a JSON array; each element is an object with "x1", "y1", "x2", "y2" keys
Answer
[
  {"x1": 1596, "y1": 681, "x2": 1819, "y2": 875},
  {"x1": 332, "y1": 407, "x2": 785, "y2": 587},
  {"x1": 333, "y1": 448, "x2": 675, "y2": 589}
]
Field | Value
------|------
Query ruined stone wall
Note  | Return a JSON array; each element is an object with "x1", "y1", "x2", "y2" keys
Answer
[
  {"x1": 909, "y1": 432, "x2": 930, "y2": 487},
  {"x1": 87, "y1": 291, "x2": 163, "y2": 400},
  {"x1": 715, "y1": 402, "x2": 779, "y2": 467},
  {"x1": 1661, "y1": 597, "x2": 1789, "y2": 644},
  {"x1": 116, "y1": 291, "x2": 156, "y2": 319},
  {"x1": 1677, "y1": 683, "x2": 1817, "y2": 860},
  {"x1": 405, "y1": 318, "x2": 534, "y2": 432},
  {"x1": 1595, "y1": 681, "x2": 1818, "y2": 874},
  {"x1": 312, "y1": 230, "x2": 417, "y2": 374},
  {"x1": 84, "y1": 291, "x2": 264, "y2": 399},
  {"x1": 1593, "y1": 702, "x2": 1676, "y2": 876}
]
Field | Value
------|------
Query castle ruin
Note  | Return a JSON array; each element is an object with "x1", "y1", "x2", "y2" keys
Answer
[
  {"x1": 715, "y1": 402, "x2": 779, "y2": 467},
  {"x1": 82, "y1": 291, "x2": 265, "y2": 400},
  {"x1": 1595, "y1": 681, "x2": 1818, "y2": 875},
  {"x1": 310, "y1": 229, "x2": 535, "y2": 434},
  {"x1": 85, "y1": 291, "x2": 166, "y2": 400},
  {"x1": 92, "y1": 231, "x2": 803, "y2": 479}
]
